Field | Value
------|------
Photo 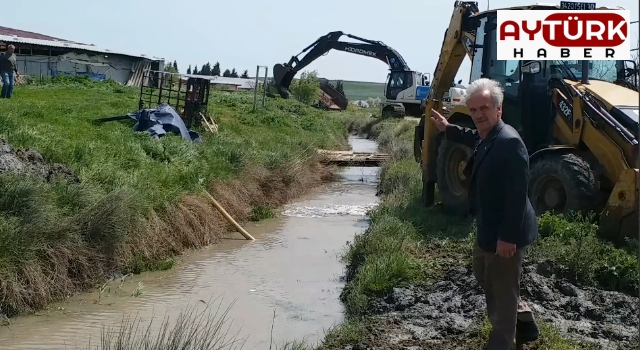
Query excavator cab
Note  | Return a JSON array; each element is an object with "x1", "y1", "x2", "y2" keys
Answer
[
  {"x1": 418, "y1": 2, "x2": 639, "y2": 242},
  {"x1": 385, "y1": 70, "x2": 415, "y2": 101}
]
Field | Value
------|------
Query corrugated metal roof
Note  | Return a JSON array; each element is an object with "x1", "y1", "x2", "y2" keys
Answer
[
  {"x1": 0, "y1": 26, "x2": 85, "y2": 44},
  {"x1": 181, "y1": 74, "x2": 263, "y2": 89},
  {"x1": 0, "y1": 33, "x2": 164, "y2": 60}
]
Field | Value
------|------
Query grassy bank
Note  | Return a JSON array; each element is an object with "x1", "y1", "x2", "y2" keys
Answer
[
  {"x1": 310, "y1": 115, "x2": 638, "y2": 349},
  {"x1": 0, "y1": 77, "x2": 358, "y2": 317}
]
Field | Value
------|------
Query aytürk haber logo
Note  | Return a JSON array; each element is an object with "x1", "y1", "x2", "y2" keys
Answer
[{"x1": 497, "y1": 10, "x2": 631, "y2": 60}]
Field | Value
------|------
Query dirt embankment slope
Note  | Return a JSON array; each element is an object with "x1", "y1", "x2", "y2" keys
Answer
[
  {"x1": 314, "y1": 115, "x2": 638, "y2": 350},
  {"x1": 0, "y1": 84, "x2": 358, "y2": 318},
  {"x1": 0, "y1": 138, "x2": 78, "y2": 182}
]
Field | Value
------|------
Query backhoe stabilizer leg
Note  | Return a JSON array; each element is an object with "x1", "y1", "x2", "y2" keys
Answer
[
  {"x1": 422, "y1": 173, "x2": 436, "y2": 207},
  {"x1": 420, "y1": 104, "x2": 440, "y2": 208},
  {"x1": 423, "y1": 181, "x2": 436, "y2": 207}
]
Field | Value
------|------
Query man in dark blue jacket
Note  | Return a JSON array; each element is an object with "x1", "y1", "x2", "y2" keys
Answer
[
  {"x1": 430, "y1": 78, "x2": 539, "y2": 350},
  {"x1": 0, "y1": 44, "x2": 19, "y2": 99}
]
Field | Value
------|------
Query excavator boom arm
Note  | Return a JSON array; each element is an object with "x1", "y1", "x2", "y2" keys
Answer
[
  {"x1": 273, "y1": 31, "x2": 411, "y2": 98},
  {"x1": 426, "y1": 3, "x2": 479, "y2": 103}
]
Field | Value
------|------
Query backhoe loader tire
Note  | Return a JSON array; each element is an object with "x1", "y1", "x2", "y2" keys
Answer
[
  {"x1": 435, "y1": 121, "x2": 475, "y2": 215},
  {"x1": 528, "y1": 153, "x2": 598, "y2": 216}
]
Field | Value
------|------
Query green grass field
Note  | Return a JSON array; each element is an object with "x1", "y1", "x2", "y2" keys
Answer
[
  {"x1": 269, "y1": 75, "x2": 385, "y2": 102},
  {"x1": 328, "y1": 80, "x2": 385, "y2": 101}
]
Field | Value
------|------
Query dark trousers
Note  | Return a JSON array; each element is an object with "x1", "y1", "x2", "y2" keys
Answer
[{"x1": 472, "y1": 244, "x2": 534, "y2": 350}]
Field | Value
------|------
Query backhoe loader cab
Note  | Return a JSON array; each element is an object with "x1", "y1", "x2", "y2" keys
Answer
[{"x1": 417, "y1": 1, "x2": 639, "y2": 242}]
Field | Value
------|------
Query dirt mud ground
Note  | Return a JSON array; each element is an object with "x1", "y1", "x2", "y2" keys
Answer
[
  {"x1": 0, "y1": 138, "x2": 77, "y2": 182},
  {"x1": 354, "y1": 262, "x2": 638, "y2": 350}
]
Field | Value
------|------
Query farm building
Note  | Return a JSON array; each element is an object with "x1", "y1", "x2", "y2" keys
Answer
[
  {"x1": 0, "y1": 26, "x2": 164, "y2": 86},
  {"x1": 179, "y1": 74, "x2": 262, "y2": 91}
]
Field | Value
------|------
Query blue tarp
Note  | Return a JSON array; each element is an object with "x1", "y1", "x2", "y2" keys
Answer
[{"x1": 127, "y1": 103, "x2": 202, "y2": 143}]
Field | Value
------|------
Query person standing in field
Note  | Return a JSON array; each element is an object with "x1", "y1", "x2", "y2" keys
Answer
[
  {"x1": 0, "y1": 44, "x2": 20, "y2": 99},
  {"x1": 429, "y1": 78, "x2": 540, "y2": 349}
]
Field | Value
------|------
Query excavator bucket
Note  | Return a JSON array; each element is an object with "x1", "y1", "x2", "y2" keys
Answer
[{"x1": 272, "y1": 63, "x2": 294, "y2": 99}]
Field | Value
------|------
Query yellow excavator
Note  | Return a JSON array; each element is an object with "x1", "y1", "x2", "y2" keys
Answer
[{"x1": 414, "y1": 1, "x2": 639, "y2": 242}]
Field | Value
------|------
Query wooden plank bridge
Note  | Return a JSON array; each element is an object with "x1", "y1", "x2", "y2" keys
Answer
[{"x1": 317, "y1": 150, "x2": 390, "y2": 167}]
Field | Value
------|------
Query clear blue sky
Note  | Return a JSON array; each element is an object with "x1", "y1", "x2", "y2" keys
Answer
[{"x1": 6, "y1": 0, "x2": 639, "y2": 83}]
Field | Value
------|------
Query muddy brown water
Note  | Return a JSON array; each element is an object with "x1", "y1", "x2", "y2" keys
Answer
[{"x1": 0, "y1": 136, "x2": 380, "y2": 350}]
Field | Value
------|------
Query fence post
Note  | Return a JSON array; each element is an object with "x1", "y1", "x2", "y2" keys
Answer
[
  {"x1": 253, "y1": 65, "x2": 260, "y2": 111},
  {"x1": 262, "y1": 67, "x2": 268, "y2": 107}
]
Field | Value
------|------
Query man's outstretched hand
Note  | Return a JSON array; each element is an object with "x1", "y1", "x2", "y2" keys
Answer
[{"x1": 430, "y1": 109, "x2": 448, "y2": 132}]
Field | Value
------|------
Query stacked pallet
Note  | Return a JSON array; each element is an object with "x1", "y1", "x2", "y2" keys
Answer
[{"x1": 317, "y1": 150, "x2": 390, "y2": 166}]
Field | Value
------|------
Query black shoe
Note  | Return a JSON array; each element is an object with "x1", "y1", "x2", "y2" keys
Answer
[{"x1": 516, "y1": 319, "x2": 539, "y2": 343}]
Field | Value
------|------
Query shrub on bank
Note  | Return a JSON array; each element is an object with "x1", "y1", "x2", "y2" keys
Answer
[
  {"x1": 0, "y1": 82, "x2": 357, "y2": 317},
  {"x1": 83, "y1": 297, "x2": 313, "y2": 350}
]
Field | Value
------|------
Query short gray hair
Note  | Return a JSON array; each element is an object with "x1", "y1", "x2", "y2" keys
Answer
[{"x1": 463, "y1": 78, "x2": 504, "y2": 107}]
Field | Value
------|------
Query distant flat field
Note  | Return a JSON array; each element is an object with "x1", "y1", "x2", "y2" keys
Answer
[{"x1": 327, "y1": 80, "x2": 385, "y2": 101}]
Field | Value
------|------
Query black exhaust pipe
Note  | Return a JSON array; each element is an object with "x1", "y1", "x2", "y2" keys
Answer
[{"x1": 581, "y1": 60, "x2": 590, "y2": 84}]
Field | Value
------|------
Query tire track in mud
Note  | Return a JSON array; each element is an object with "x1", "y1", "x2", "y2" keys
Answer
[{"x1": 367, "y1": 264, "x2": 638, "y2": 349}]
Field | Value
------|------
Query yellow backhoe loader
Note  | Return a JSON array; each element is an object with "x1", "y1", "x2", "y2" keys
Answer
[{"x1": 414, "y1": 1, "x2": 639, "y2": 242}]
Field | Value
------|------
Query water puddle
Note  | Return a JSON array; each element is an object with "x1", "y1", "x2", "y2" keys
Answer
[{"x1": 0, "y1": 136, "x2": 380, "y2": 350}]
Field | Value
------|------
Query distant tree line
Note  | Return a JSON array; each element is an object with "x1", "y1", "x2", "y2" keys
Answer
[
  {"x1": 164, "y1": 60, "x2": 250, "y2": 79},
  {"x1": 333, "y1": 80, "x2": 346, "y2": 97},
  {"x1": 165, "y1": 61, "x2": 353, "y2": 96}
]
